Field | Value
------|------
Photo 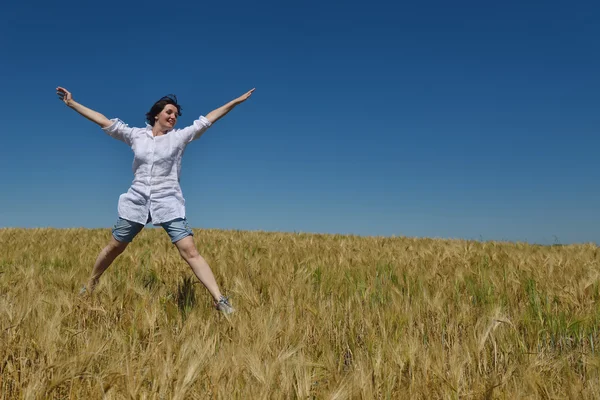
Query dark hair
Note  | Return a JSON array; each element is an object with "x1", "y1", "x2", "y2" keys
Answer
[{"x1": 145, "y1": 94, "x2": 182, "y2": 126}]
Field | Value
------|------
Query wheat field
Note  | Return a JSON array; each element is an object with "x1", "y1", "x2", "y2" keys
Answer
[{"x1": 1, "y1": 227, "x2": 599, "y2": 399}]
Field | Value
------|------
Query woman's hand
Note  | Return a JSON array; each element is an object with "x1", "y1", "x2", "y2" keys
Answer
[
  {"x1": 56, "y1": 87, "x2": 73, "y2": 106},
  {"x1": 55, "y1": 86, "x2": 112, "y2": 127},
  {"x1": 235, "y1": 88, "x2": 255, "y2": 104}
]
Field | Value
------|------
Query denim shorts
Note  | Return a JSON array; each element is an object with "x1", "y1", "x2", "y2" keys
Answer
[{"x1": 112, "y1": 216, "x2": 194, "y2": 243}]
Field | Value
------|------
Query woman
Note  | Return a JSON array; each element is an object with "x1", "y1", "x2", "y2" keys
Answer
[{"x1": 56, "y1": 86, "x2": 255, "y2": 314}]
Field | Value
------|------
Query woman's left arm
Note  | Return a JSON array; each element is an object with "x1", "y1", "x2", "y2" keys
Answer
[{"x1": 205, "y1": 88, "x2": 255, "y2": 124}]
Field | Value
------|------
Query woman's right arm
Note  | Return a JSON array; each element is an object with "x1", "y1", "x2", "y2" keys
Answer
[{"x1": 56, "y1": 87, "x2": 112, "y2": 128}]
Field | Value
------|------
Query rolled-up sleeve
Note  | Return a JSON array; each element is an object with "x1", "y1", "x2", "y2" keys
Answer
[
  {"x1": 102, "y1": 118, "x2": 134, "y2": 146},
  {"x1": 177, "y1": 116, "x2": 212, "y2": 145}
]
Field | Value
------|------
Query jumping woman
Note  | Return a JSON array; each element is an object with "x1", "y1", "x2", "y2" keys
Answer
[{"x1": 56, "y1": 86, "x2": 255, "y2": 314}]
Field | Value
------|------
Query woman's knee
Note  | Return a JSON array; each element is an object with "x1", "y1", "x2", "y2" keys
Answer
[
  {"x1": 175, "y1": 238, "x2": 200, "y2": 261},
  {"x1": 179, "y1": 246, "x2": 200, "y2": 261},
  {"x1": 107, "y1": 238, "x2": 128, "y2": 255}
]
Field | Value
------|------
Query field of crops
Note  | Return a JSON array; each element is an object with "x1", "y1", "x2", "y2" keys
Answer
[{"x1": 1, "y1": 228, "x2": 599, "y2": 398}]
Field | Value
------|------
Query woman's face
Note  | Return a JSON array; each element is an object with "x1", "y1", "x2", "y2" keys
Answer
[{"x1": 155, "y1": 104, "x2": 179, "y2": 129}]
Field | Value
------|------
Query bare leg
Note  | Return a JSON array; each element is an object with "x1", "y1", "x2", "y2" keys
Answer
[
  {"x1": 87, "y1": 236, "x2": 129, "y2": 292},
  {"x1": 174, "y1": 236, "x2": 222, "y2": 302}
]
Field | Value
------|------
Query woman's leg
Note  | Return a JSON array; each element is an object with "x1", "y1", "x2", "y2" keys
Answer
[
  {"x1": 85, "y1": 217, "x2": 143, "y2": 293},
  {"x1": 87, "y1": 236, "x2": 129, "y2": 292},
  {"x1": 162, "y1": 218, "x2": 233, "y2": 313},
  {"x1": 174, "y1": 236, "x2": 223, "y2": 302}
]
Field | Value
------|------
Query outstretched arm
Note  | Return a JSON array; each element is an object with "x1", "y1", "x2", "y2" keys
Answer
[
  {"x1": 56, "y1": 87, "x2": 112, "y2": 128},
  {"x1": 205, "y1": 88, "x2": 255, "y2": 125}
]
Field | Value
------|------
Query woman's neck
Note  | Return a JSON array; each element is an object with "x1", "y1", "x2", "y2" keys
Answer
[{"x1": 152, "y1": 123, "x2": 169, "y2": 137}]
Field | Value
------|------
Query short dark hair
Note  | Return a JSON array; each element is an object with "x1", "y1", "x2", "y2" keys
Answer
[{"x1": 145, "y1": 94, "x2": 182, "y2": 126}]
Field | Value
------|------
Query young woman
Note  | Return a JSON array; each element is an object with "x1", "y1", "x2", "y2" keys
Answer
[{"x1": 56, "y1": 86, "x2": 255, "y2": 314}]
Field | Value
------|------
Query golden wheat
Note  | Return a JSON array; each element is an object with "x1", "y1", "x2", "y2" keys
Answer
[{"x1": 1, "y1": 228, "x2": 599, "y2": 399}]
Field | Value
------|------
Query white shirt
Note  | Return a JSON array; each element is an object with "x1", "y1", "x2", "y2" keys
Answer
[{"x1": 102, "y1": 116, "x2": 212, "y2": 225}]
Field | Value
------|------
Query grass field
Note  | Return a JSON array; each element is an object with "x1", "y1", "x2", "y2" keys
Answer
[{"x1": 1, "y1": 227, "x2": 599, "y2": 399}]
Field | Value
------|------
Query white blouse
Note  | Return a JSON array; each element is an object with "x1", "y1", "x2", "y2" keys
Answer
[{"x1": 102, "y1": 116, "x2": 212, "y2": 225}]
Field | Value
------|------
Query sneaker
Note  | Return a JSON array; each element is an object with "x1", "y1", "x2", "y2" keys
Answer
[
  {"x1": 215, "y1": 295, "x2": 235, "y2": 315},
  {"x1": 79, "y1": 285, "x2": 88, "y2": 296}
]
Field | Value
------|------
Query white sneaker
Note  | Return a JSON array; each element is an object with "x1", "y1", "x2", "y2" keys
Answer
[{"x1": 215, "y1": 296, "x2": 235, "y2": 315}]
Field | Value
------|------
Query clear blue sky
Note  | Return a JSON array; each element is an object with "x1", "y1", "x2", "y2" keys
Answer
[{"x1": 1, "y1": 0, "x2": 598, "y2": 244}]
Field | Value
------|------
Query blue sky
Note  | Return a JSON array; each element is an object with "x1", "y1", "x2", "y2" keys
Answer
[{"x1": 1, "y1": 0, "x2": 598, "y2": 244}]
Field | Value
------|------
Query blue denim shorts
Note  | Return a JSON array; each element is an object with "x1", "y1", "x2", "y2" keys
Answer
[{"x1": 112, "y1": 217, "x2": 194, "y2": 243}]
